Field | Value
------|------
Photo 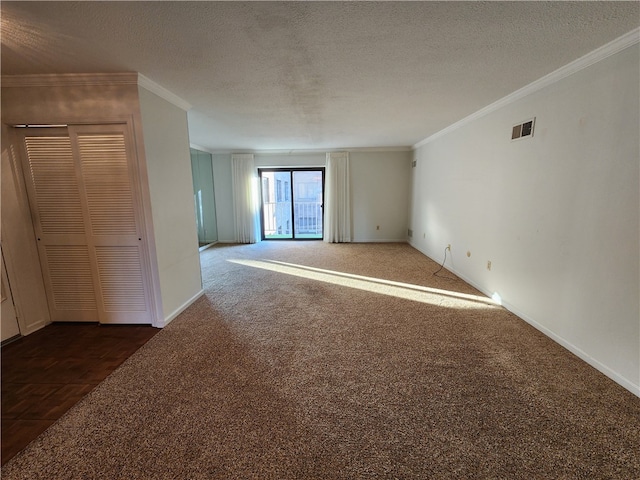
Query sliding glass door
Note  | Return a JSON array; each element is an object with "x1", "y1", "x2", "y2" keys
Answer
[{"x1": 259, "y1": 168, "x2": 324, "y2": 240}]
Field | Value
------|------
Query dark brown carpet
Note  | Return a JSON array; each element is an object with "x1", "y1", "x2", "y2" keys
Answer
[{"x1": 2, "y1": 242, "x2": 638, "y2": 479}]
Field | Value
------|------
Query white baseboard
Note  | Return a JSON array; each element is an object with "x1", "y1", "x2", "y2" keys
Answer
[
  {"x1": 500, "y1": 297, "x2": 640, "y2": 398},
  {"x1": 352, "y1": 238, "x2": 409, "y2": 243},
  {"x1": 409, "y1": 241, "x2": 640, "y2": 398},
  {"x1": 156, "y1": 289, "x2": 205, "y2": 328}
]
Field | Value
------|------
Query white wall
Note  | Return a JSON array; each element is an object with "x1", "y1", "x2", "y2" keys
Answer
[
  {"x1": 254, "y1": 153, "x2": 325, "y2": 168},
  {"x1": 410, "y1": 44, "x2": 639, "y2": 395},
  {"x1": 351, "y1": 151, "x2": 412, "y2": 242},
  {"x1": 139, "y1": 87, "x2": 203, "y2": 324}
]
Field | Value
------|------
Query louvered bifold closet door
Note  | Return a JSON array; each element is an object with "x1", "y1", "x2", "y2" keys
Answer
[
  {"x1": 18, "y1": 128, "x2": 98, "y2": 321},
  {"x1": 69, "y1": 124, "x2": 153, "y2": 324},
  {"x1": 18, "y1": 125, "x2": 154, "y2": 324}
]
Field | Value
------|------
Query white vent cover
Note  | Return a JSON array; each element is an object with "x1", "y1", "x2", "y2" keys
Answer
[{"x1": 512, "y1": 117, "x2": 535, "y2": 140}]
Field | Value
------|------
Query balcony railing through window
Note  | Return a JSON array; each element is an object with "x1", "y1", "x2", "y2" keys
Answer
[{"x1": 263, "y1": 201, "x2": 322, "y2": 238}]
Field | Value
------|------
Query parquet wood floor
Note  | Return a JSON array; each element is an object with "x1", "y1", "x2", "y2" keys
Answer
[{"x1": 1, "y1": 322, "x2": 159, "y2": 465}]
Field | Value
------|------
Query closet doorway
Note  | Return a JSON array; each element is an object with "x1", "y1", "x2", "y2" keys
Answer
[
  {"x1": 259, "y1": 168, "x2": 324, "y2": 240},
  {"x1": 14, "y1": 124, "x2": 155, "y2": 324}
]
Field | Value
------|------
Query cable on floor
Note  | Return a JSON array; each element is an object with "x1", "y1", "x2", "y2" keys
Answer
[{"x1": 433, "y1": 246, "x2": 456, "y2": 280}]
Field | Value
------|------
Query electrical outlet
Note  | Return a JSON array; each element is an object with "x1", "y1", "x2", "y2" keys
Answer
[
  {"x1": 447, "y1": 244, "x2": 451, "y2": 251},
  {"x1": 487, "y1": 260, "x2": 492, "y2": 271},
  {"x1": 376, "y1": 225, "x2": 380, "y2": 230}
]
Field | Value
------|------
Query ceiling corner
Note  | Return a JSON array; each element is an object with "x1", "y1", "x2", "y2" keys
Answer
[{"x1": 137, "y1": 74, "x2": 192, "y2": 112}]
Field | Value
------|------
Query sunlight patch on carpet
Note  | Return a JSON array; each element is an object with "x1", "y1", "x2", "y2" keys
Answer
[{"x1": 228, "y1": 259, "x2": 501, "y2": 309}]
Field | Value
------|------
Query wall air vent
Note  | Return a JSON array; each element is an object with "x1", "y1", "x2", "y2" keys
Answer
[{"x1": 511, "y1": 117, "x2": 535, "y2": 141}]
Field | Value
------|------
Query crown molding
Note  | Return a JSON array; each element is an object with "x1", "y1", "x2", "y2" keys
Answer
[
  {"x1": 414, "y1": 27, "x2": 640, "y2": 149},
  {"x1": 0, "y1": 72, "x2": 192, "y2": 112},
  {"x1": 137, "y1": 73, "x2": 191, "y2": 111},
  {"x1": 1, "y1": 72, "x2": 139, "y2": 88},
  {"x1": 204, "y1": 146, "x2": 413, "y2": 155},
  {"x1": 189, "y1": 143, "x2": 214, "y2": 154}
]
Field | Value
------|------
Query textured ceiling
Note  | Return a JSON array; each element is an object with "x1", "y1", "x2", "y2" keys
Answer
[{"x1": 2, "y1": 1, "x2": 639, "y2": 152}]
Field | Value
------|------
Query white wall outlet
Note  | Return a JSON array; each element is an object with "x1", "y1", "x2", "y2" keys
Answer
[{"x1": 487, "y1": 260, "x2": 492, "y2": 271}]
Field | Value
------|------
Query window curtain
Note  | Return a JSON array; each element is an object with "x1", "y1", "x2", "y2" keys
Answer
[
  {"x1": 231, "y1": 153, "x2": 260, "y2": 243},
  {"x1": 323, "y1": 152, "x2": 351, "y2": 243}
]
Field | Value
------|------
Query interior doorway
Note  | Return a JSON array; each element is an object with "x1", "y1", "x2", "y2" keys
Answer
[{"x1": 259, "y1": 168, "x2": 325, "y2": 240}]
